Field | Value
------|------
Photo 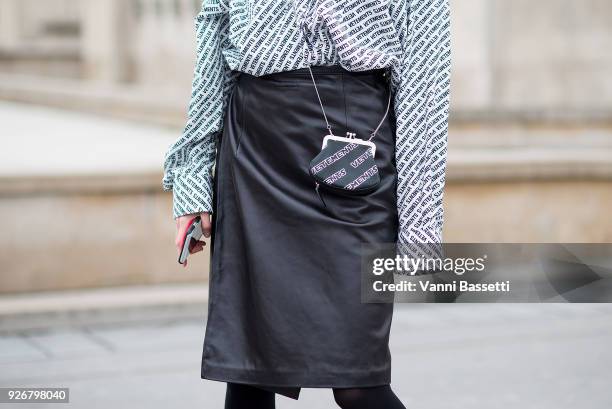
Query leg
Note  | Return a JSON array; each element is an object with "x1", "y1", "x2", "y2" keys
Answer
[
  {"x1": 225, "y1": 383, "x2": 275, "y2": 409},
  {"x1": 333, "y1": 385, "x2": 406, "y2": 409}
]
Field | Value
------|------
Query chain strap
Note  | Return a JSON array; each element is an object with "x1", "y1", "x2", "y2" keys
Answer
[
  {"x1": 299, "y1": 20, "x2": 392, "y2": 141},
  {"x1": 305, "y1": 52, "x2": 334, "y2": 136}
]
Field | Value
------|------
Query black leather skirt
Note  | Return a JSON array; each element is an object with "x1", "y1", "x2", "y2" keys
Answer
[{"x1": 204, "y1": 65, "x2": 399, "y2": 400}]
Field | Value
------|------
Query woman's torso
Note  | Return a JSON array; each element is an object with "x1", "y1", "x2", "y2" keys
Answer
[{"x1": 203, "y1": 0, "x2": 406, "y2": 76}]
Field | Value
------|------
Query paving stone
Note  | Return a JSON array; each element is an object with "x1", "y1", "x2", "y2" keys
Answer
[
  {"x1": 1, "y1": 306, "x2": 611, "y2": 409},
  {"x1": 0, "y1": 335, "x2": 47, "y2": 363},
  {"x1": 21, "y1": 330, "x2": 111, "y2": 359}
]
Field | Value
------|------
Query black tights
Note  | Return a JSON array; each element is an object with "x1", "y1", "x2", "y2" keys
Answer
[
  {"x1": 332, "y1": 386, "x2": 406, "y2": 409},
  {"x1": 224, "y1": 383, "x2": 406, "y2": 409}
]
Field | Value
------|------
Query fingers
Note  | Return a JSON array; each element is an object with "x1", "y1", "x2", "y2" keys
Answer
[
  {"x1": 175, "y1": 214, "x2": 197, "y2": 253},
  {"x1": 182, "y1": 239, "x2": 206, "y2": 268},
  {"x1": 175, "y1": 212, "x2": 212, "y2": 268},
  {"x1": 190, "y1": 240, "x2": 206, "y2": 254}
]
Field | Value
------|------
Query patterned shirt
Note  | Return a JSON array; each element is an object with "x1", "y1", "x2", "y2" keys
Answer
[{"x1": 163, "y1": 0, "x2": 451, "y2": 245}]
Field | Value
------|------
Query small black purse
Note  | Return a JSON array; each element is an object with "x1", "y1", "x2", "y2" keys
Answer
[
  {"x1": 300, "y1": 22, "x2": 392, "y2": 204},
  {"x1": 309, "y1": 133, "x2": 381, "y2": 196}
]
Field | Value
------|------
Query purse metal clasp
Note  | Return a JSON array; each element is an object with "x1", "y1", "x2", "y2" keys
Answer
[{"x1": 321, "y1": 133, "x2": 377, "y2": 158}]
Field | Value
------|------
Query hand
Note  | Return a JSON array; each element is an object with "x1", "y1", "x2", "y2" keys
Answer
[{"x1": 175, "y1": 212, "x2": 212, "y2": 268}]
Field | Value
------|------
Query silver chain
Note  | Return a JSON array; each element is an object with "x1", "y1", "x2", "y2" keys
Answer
[
  {"x1": 299, "y1": 19, "x2": 392, "y2": 141},
  {"x1": 305, "y1": 60, "x2": 334, "y2": 136}
]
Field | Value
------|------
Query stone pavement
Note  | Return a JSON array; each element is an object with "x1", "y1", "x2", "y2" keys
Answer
[{"x1": 1, "y1": 304, "x2": 611, "y2": 409}]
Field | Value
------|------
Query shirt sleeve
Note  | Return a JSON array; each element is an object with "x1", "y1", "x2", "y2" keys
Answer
[
  {"x1": 390, "y1": 0, "x2": 452, "y2": 253},
  {"x1": 162, "y1": 2, "x2": 237, "y2": 219}
]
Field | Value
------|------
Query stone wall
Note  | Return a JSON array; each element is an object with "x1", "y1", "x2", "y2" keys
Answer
[
  {"x1": 0, "y1": 0, "x2": 611, "y2": 293},
  {"x1": 1, "y1": 0, "x2": 611, "y2": 118},
  {"x1": 0, "y1": 177, "x2": 209, "y2": 293},
  {"x1": 452, "y1": 0, "x2": 612, "y2": 118}
]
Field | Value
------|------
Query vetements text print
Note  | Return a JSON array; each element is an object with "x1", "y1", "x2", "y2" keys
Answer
[
  {"x1": 350, "y1": 149, "x2": 373, "y2": 168},
  {"x1": 311, "y1": 143, "x2": 359, "y2": 174},
  {"x1": 345, "y1": 165, "x2": 379, "y2": 190},
  {"x1": 163, "y1": 0, "x2": 451, "y2": 250},
  {"x1": 324, "y1": 168, "x2": 347, "y2": 185}
]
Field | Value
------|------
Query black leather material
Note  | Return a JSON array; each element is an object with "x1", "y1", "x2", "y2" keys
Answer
[{"x1": 204, "y1": 65, "x2": 398, "y2": 399}]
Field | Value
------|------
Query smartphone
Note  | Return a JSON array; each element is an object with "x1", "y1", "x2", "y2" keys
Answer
[{"x1": 178, "y1": 216, "x2": 203, "y2": 265}]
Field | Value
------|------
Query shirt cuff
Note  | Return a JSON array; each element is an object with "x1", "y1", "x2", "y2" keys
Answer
[{"x1": 168, "y1": 167, "x2": 214, "y2": 219}]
